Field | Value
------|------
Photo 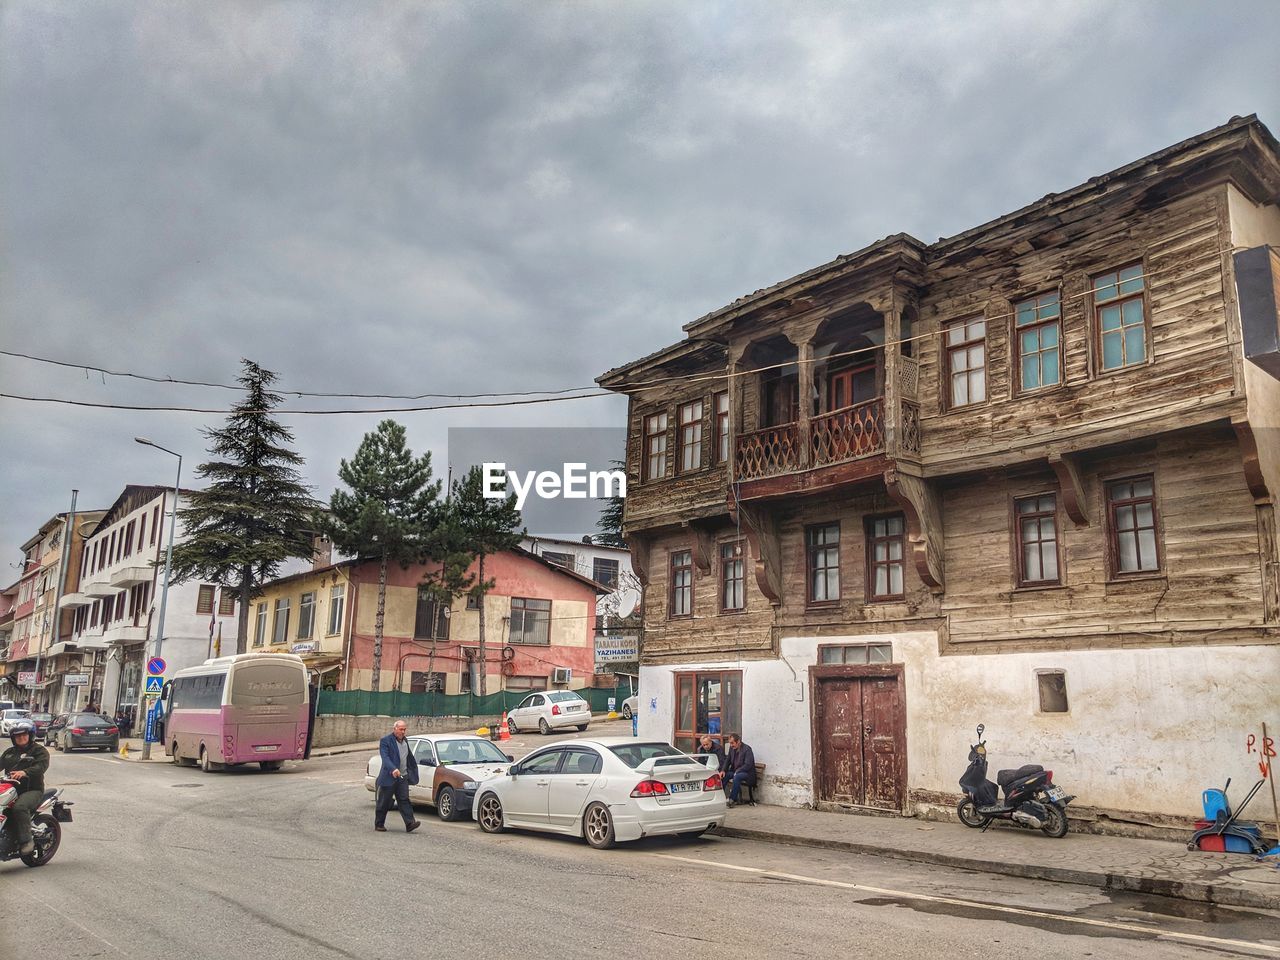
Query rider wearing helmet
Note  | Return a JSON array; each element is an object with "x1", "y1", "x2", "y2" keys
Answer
[{"x1": 1, "y1": 719, "x2": 49, "y2": 855}]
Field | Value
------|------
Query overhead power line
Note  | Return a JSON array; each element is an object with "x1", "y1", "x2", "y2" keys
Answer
[{"x1": 0, "y1": 391, "x2": 613, "y2": 415}]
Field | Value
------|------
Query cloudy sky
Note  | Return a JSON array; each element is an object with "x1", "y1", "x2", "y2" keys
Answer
[{"x1": 2, "y1": 0, "x2": 1277, "y2": 566}]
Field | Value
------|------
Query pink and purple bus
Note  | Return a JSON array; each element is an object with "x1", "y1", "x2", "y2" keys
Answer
[{"x1": 159, "y1": 653, "x2": 310, "y2": 772}]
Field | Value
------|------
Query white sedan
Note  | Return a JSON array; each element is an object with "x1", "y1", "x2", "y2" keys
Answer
[
  {"x1": 474, "y1": 737, "x2": 727, "y2": 849},
  {"x1": 620, "y1": 695, "x2": 638, "y2": 719},
  {"x1": 506, "y1": 690, "x2": 592, "y2": 735},
  {"x1": 0, "y1": 709, "x2": 32, "y2": 735},
  {"x1": 364, "y1": 734, "x2": 514, "y2": 821}
]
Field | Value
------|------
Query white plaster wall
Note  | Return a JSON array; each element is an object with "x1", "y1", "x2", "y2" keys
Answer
[
  {"x1": 1228, "y1": 184, "x2": 1280, "y2": 248},
  {"x1": 642, "y1": 632, "x2": 1280, "y2": 818}
]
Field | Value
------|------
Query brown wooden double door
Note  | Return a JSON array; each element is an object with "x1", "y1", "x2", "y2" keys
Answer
[{"x1": 812, "y1": 667, "x2": 906, "y2": 810}]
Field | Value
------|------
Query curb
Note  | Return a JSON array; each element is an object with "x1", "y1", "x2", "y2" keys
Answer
[{"x1": 718, "y1": 826, "x2": 1280, "y2": 913}]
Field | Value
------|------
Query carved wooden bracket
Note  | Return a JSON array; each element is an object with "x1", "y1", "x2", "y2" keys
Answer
[
  {"x1": 884, "y1": 468, "x2": 945, "y2": 593},
  {"x1": 630, "y1": 535, "x2": 651, "y2": 589},
  {"x1": 689, "y1": 522, "x2": 716, "y2": 576},
  {"x1": 730, "y1": 503, "x2": 783, "y2": 606},
  {"x1": 1233, "y1": 418, "x2": 1272, "y2": 505},
  {"x1": 1047, "y1": 449, "x2": 1091, "y2": 525}
]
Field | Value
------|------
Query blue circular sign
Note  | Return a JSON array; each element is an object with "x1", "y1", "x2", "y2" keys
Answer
[{"x1": 147, "y1": 657, "x2": 166, "y2": 676}]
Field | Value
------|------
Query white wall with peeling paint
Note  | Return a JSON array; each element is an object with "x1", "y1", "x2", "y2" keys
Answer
[{"x1": 641, "y1": 632, "x2": 1278, "y2": 819}]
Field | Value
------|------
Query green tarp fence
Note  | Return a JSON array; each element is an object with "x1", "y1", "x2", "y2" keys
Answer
[{"x1": 315, "y1": 685, "x2": 633, "y2": 718}]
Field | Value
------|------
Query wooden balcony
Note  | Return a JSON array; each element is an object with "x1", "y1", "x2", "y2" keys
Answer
[
  {"x1": 734, "y1": 399, "x2": 889, "y2": 500},
  {"x1": 811, "y1": 400, "x2": 884, "y2": 466}
]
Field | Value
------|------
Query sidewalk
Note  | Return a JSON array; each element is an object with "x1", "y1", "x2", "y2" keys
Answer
[{"x1": 721, "y1": 804, "x2": 1280, "y2": 912}]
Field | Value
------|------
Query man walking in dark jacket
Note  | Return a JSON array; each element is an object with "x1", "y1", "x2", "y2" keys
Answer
[
  {"x1": 723, "y1": 732, "x2": 756, "y2": 806},
  {"x1": 1, "y1": 720, "x2": 49, "y2": 855},
  {"x1": 374, "y1": 720, "x2": 421, "y2": 833}
]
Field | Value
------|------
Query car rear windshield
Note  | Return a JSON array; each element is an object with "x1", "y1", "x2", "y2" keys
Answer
[
  {"x1": 546, "y1": 692, "x2": 584, "y2": 703},
  {"x1": 3, "y1": 710, "x2": 30, "y2": 720},
  {"x1": 74, "y1": 715, "x2": 112, "y2": 727},
  {"x1": 607, "y1": 742, "x2": 685, "y2": 769}
]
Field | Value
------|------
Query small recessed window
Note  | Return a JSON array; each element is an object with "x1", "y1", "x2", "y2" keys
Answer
[
  {"x1": 819, "y1": 643, "x2": 892, "y2": 665},
  {"x1": 1037, "y1": 670, "x2": 1069, "y2": 713}
]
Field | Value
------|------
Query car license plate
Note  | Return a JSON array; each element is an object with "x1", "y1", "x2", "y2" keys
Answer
[
  {"x1": 668, "y1": 781, "x2": 702, "y2": 793},
  {"x1": 253, "y1": 745, "x2": 280, "y2": 753},
  {"x1": 1046, "y1": 786, "x2": 1066, "y2": 801}
]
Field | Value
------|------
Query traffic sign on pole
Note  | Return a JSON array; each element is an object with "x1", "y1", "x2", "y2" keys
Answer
[
  {"x1": 147, "y1": 657, "x2": 166, "y2": 676},
  {"x1": 145, "y1": 675, "x2": 164, "y2": 695}
]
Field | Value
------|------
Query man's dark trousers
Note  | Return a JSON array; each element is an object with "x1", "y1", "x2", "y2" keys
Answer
[
  {"x1": 728, "y1": 770, "x2": 753, "y2": 803},
  {"x1": 375, "y1": 777, "x2": 415, "y2": 829}
]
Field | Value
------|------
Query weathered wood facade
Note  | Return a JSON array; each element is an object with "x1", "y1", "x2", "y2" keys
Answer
[{"x1": 598, "y1": 116, "x2": 1280, "y2": 822}]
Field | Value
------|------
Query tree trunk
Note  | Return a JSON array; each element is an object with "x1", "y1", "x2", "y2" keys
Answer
[
  {"x1": 371, "y1": 552, "x2": 388, "y2": 692},
  {"x1": 237, "y1": 566, "x2": 252, "y2": 655},
  {"x1": 477, "y1": 553, "x2": 487, "y2": 698}
]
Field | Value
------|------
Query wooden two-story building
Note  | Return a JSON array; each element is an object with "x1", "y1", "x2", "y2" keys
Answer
[{"x1": 599, "y1": 116, "x2": 1280, "y2": 825}]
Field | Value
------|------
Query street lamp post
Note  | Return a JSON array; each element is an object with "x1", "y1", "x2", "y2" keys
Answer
[{"x1": 135, "y1": 437, "x2": 181, "y2": 760}]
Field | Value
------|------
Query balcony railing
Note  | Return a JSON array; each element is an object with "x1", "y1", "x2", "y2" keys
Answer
[
  {"x1": 811, "y1": 399, "x2": 884, "y2": 466},
  {"x1": 735, "y1": 423, "x2": 801, "y2": 480},
  {"x1": 735, "y1": 398, "x2": 885, "y2": 481}
]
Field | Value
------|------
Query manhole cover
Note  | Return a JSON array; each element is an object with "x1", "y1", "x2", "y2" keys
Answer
[{"x1": 171, "y1": 783, "x2": 204, "y2": 789}]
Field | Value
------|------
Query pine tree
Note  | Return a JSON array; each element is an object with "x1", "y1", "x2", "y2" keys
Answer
[
  {"x1": 450, "y1": 466, "x2": 524, "y2": 697},
  {"x1": 594, "y1": 458, "x2": 627, "y2": 547},
  {"x1": 169, "y1": 360, "x2": 319, "y2": 654},
  {"x1": 321, "y1": 420, "x2": 442, "y2": 692}
]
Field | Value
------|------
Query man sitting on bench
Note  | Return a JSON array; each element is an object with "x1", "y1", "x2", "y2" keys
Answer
[{"x1": 723, "y1": 732, "x2": 756, "y2": 807}]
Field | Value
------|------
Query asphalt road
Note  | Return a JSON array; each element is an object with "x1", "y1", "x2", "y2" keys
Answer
[{"x1": 2, "y1": 744, "x2": 1277, "y2": 960}]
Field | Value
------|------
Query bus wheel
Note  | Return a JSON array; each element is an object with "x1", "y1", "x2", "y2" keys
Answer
[
  {"x1": 200, "y1": 746, "x2": 221, "y2": 773},
  {"x1": 171, "y1": 743, "x2": 182, "y2": 765}
]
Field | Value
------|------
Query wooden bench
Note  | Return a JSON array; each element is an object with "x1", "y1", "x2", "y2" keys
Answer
[{"x1": 741, "y1": 763, "x2": 766, "y2": 805}]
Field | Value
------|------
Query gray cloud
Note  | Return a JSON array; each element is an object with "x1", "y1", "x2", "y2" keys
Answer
[{"x1": 2, "y1": 0, "x2": 1277, "y2": 561}]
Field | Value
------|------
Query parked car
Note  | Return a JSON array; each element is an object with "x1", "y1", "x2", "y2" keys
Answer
[
  {"x1": 474, "y1": 738, "x2": 727, "y2": 849},
  {"x1": 0, "y1": 708, "x2": 32, "y2": 735},
  {"x1": 621, "y1": 695, "x2": 638, "y2": 719},
  {"x1": 506, "y1": 690, "x2": 592, "y2": 735},
  {"x1": 47, "y1": 712, "x2": 120, "y2": 752},
  {"x1": 365, "y1": 734, "x2": 514, "y2": 821},
  {"x1": 30, "y1": 713, "x2": 53, "y2": 738}
]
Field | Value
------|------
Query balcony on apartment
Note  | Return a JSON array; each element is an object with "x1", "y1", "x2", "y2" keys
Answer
[
  {"x1": 59, "y1": 592, "x2": 94, "y2": 609},
  {"x1": 100, "y1": 622, "x2": 147, "y2": 647},
  {"x1": 730, "y1": 305, "x2": 920, "y2": 501},
  {"x1": 109, "y1": 564, "x2": 153, "y2": 589}
]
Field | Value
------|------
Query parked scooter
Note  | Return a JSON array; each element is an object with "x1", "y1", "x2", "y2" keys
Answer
[
  {"x1": 0, "y1": 776, "x2": 73, "y2": 867},
  {"x1": 958, "y1": 725, "x2": 1074, "y2": 838}
]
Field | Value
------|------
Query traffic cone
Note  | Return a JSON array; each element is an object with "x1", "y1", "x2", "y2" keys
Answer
[{"x1": 499, "y1": 712, "x2": 511, "y2": 741}]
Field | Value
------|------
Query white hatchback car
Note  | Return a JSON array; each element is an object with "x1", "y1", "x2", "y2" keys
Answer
[
  {"x1": 506, "y1": 690, "x2": 592, "y2": 735},
  {"x1": 474, "y1": 737, "x2": 726, "y2": 848}
]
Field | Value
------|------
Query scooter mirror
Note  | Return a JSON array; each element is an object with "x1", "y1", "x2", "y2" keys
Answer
[{"x1": 976, "y1": 723, "x2": 984, "y2": 739}]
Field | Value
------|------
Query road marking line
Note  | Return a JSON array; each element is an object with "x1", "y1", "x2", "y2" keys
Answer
[
  {"x1": 86, "y1": 755, "x2": 122, "y2": 765},
  {"x1": 27, "y1": 889, "x2": 131, "y2": 956},
  {"x1": 652, "y1": 853, "x2": 1279, "y2": 954}
]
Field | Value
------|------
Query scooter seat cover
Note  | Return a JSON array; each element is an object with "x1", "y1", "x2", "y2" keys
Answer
[{"x1": 997, "y1": 764, "x2": 1044, "y2": 788}]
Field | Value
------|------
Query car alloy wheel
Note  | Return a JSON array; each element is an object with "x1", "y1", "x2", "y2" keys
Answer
[
  {"x1": 583, "y1": 802, "x2": 615, "y2": 849},
  {"x1": 437, "y1": 786, "x2": 458, "y2": 822},
  {"x1": 506, "y1": 717, "x2": 518, "y2": 735},
  {"x1": 622, "y1": 705, "x2": 632, "y2": 719},
  {"x1": 477, "y1": 794, "x2": 504, "y2": 834},
  {"x1": 538, "y1": 718, "x2": 550, "y2": 735}
]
